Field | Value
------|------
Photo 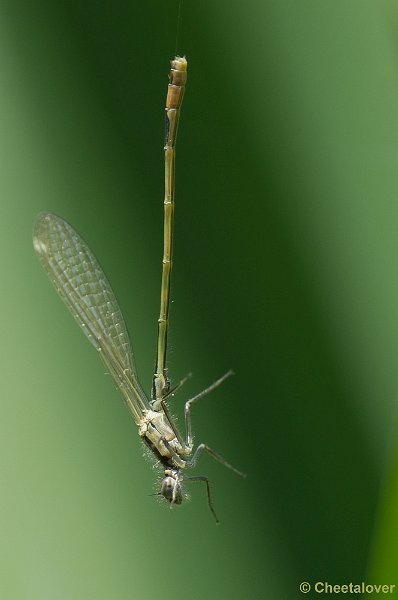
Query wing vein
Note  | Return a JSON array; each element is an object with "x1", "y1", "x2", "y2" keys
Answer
[{"x1": 33, "y1": 212, "x2": 149, "y2": 422}]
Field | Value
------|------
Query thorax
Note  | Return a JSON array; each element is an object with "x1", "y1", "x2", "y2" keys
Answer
[{"x1": 139, "y1": 409, "x2": 188, "y2": 468}]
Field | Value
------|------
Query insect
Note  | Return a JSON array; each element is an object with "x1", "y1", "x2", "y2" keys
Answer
[{"x1": 33, "y1": 56, "x2": 245, "y2": 522}]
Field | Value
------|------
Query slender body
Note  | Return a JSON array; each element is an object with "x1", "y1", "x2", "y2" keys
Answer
[
  {"x1": 153, "y1": 56, "x2": 187, "y2": 403},
  {"x1": 33, "y1": 57, "x2": 244, "y2": 521}
]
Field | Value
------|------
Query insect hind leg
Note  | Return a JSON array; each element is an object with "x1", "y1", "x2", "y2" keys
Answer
[{"x1": 188, "y1": 443, "x2": 246, "y2": 478}]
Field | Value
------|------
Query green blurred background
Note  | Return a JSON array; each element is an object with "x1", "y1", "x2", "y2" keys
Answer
[{"x1": 2, "y1": 0, "x2": 398, "y2": 598}]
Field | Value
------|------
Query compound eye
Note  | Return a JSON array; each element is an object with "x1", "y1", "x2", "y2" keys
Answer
[
  {"x1": 172, "y1": 487, "x2": 183, "y2": 505},
  {"x1": 160, "y1": 477, "x2": 175, "y2": 501}
]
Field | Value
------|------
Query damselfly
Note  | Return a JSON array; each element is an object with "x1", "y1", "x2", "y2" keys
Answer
[{"x1": 33, "y1": 57, "x2": 245, "y2": 522}]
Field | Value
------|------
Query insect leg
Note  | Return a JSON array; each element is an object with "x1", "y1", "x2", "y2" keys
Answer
[
  {"x1": 164, "y1": 373, "x2": 192, "y2": 401},
  {"x1": 184, "y1": 370, "x2": 234, "y2": 448},
  {"x1": 184, "y1": 475, "x2": 219, "y2": 523},
  {"x1": 188, "y1": 443, "x2": 246, "y2": 478}
]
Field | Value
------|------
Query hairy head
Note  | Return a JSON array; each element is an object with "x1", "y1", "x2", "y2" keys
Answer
[{"x1": 160, "y1": 470, "x2": 183, "y2": 506}]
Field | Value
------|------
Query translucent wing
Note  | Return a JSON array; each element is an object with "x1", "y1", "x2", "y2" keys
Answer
[{"x1": 33, "y1": 212, "x2": 149, "y2": 423}]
